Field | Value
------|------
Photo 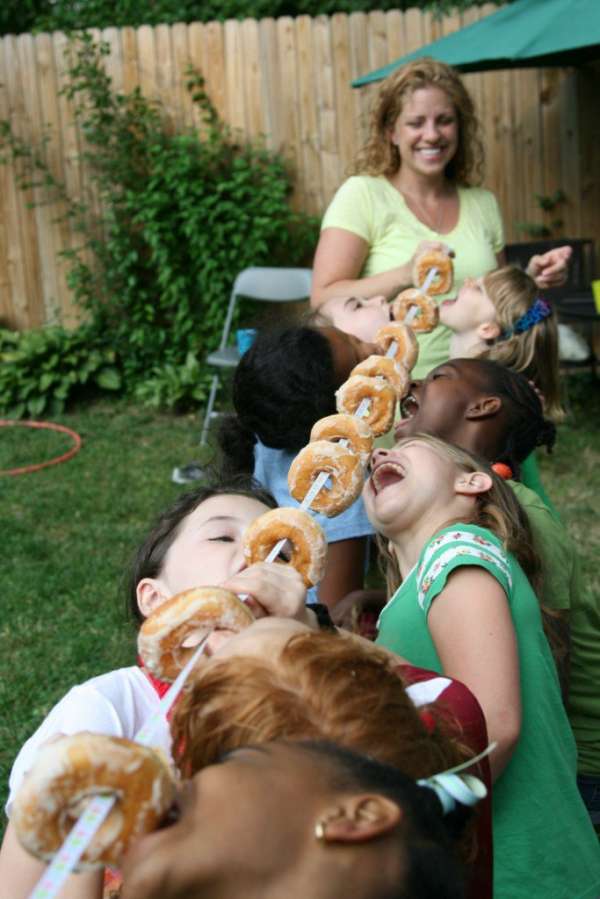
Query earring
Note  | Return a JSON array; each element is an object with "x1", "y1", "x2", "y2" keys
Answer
[{"x1": 314, "y1": 820, "x2": 327, "y2": 842}]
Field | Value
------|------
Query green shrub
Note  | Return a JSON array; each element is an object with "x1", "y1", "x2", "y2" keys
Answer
[
  {"x1": 0, "y1": 34, "x2": 318, "y2": 415},
  {"x1": 2, "y1": 1, "x2": 505, "y2": 36},
  {"x1": 0, "y1": 326, "x2": 120, "y2": 419}
]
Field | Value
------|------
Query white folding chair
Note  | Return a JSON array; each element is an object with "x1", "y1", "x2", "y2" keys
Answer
[{"x1": 200, "y1": 266, "x2": 313, "y2": 445}]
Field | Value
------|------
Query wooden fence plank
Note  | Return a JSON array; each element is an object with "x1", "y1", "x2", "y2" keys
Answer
[
  {"x1": 34, "y1": 32, "x2": 75, "y2": 324},
  {"x1": 258, "y1": 18, "x2": 279, "y2": 150},
  {"x1": 171, "y1": 22, "x2": 193, "y2": 130},
  {"x1": 313, "y1": 15, "x2": 339, "y2": 209},
  {"x1": 224, "y1": 19, "x2": 245, "y2": 132},
  {"x1": 276, "y1": 16, "x2": 303, "y2": 205},
  {"x1": 120, "y1": 26, "x2": 139, "y2": 94},
  {"x1": 330, "y1": 14, "x2": 354, "y2": 177},
  {"x1": 14, "y1": 34, "x2": 45, "y2": 328},
  {"x1": 242, "y1": 17, "x2": 265, "y2": 142},
  {"x1": 295, "y1": 15, "x2": 321, "y2": 214}
]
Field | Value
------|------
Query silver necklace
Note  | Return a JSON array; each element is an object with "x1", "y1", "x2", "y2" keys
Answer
[{"x1": 398, "y1": 187, "x2": 448, "y2": 234}]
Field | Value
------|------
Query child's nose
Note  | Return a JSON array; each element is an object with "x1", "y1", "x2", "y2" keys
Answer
[{"x1": 370, "y1": 448, "x2": 389, "y2": 470}]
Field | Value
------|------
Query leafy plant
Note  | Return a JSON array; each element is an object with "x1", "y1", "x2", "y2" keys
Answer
[
  {"x1": 516, "y1": 190, "x2": 566, "y2": 239},
  {"x1": 2, "y1": 0, "x2": 507, "y2": 36},
  {"x1": 0, "y1": 326, "x2": 120, "y2": 419},
  {"x1": 0, "y1": 34, "x2": 317, "y2": 415}
]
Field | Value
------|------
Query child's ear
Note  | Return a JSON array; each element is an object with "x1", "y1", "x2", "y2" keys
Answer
[
  {"x1": 454, "y1": 471, "x2": 493, "y2": 497},
  {"x1": 476, "y1": 320, "x2": 502, "y2": 341},
  {"x1": 315, "y1": 795, "x2": 402, "y2": 845},
  {"x1": 465, "y1": 395, "x2": 502, "y2": 420},
  {"x1": 136, "y1": 579, "x2": 168, "y2": 619}
]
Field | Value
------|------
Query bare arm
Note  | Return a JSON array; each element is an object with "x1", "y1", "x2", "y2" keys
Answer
[
  {"x1": 311, "y1": 227, "x2": 413, "y2": 308},
  {"x1": 318, "y1": 537, "x2": 368, "y2": 611},
  {"x1": 427, "y1": 567, "x2": 522, "y2": 782},
  {"x1": 0, "y1": 821, "x2": 103, "y2": 899}
]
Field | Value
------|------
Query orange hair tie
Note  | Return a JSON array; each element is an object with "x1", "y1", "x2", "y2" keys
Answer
[{"x1": 491, "y1": 462, "x2": 513, "y2": 480}]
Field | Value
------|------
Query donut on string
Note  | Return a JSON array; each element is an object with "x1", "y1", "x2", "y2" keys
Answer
[
  {"x1": 374, "y1": 323, "x2": 419, "y2": 372},
  {"x1": 310, "y1": 413, "x2": 374, "y2": 462},
  {"x1": 243, "y1": 507, "x2": 327, "y2": 587},
  {"x1": 391, "y1": 288, "x2": 439, "y2": 334},
  {"x1": 288, "y1": 440, "x2": 364, "y2": 517},
  {"x1": 12, "y1": 733, "x2": 175, "y2": 870},
  {"x1": 336, "y1": 375, "x2": 396, "y2": 437},
  {"x1": 350, "y1": 354, "x2": 410, "y2": 397},
  {"x1": 412, "y1": 248, "x2": 454, "y2": 295},
  {"x1": 138, "y1": 587, "x2": 254, "y2": 682}
]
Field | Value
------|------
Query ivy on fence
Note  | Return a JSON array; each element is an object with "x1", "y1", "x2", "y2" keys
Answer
[{"x1": 0, "y1": 33, "x2": 318, "y2": 415}]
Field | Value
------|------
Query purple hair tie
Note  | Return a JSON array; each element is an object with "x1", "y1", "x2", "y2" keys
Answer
[{"x1": 501, "y1": 297, "x2": 552, "y2": 340}]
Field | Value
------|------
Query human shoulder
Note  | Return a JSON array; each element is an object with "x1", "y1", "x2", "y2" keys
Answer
[
  {"x1": 321, "y1": 176, "x2": 389, "y2": 236},
  {"x1": 6, "y1": 667, "x2": 157, "y2": 816},
  {"x1": 416, "y1": 524, "x2": 512, "y2": 612}
]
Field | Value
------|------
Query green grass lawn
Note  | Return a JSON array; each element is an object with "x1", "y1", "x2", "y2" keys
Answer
[{"x1": 0, "y1": 374, "x2": 598, "y2": 828}]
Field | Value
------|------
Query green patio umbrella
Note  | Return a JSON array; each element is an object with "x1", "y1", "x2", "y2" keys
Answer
[{"x1": 352, "y1": 0, "x2": 600, "y2": 86}]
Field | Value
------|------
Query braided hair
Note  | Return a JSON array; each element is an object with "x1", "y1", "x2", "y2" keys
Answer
[{"x1": 462, "y1": 358, "x2": 556, "y2": 480}]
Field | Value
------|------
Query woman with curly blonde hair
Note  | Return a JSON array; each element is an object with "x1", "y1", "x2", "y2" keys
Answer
[{"x1": 310, "y1": 58, "x2": 571, "y2": 379}]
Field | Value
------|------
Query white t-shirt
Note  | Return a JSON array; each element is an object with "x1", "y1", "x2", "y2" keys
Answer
[{"x1": 6, "y1": 666, "x2": 170, "y2": 816}]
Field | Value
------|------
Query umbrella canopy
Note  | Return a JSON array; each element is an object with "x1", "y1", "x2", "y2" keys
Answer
[{"x1": 353, "y1": 0, "x2": 600, "y2": 86}]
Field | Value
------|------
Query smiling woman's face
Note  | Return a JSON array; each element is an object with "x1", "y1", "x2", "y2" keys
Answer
[{"x1": 120, "y1": 742, "x2": 330, "y2": 899}]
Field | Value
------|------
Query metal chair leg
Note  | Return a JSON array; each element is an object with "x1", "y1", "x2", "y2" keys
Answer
[{"x1": 200, "y1": 373, "x2": 220, "y2": 445}]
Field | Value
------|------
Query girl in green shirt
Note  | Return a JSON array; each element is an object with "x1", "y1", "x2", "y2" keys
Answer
[{"x1": 364, "y1": 434, "x2": 600, "y2": 898}]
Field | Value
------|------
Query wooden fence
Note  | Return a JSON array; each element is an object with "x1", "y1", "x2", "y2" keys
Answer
[{"x1": 0, "y1": 5, "x2": 598, "y2": 330}]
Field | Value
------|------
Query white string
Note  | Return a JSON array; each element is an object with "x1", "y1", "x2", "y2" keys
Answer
[
  {"x1": 28, "y1": 636, "x2": 210, "y2": 899},
  {"x1": 418, "y1": 266, "x2": 438, "y2": 296}
]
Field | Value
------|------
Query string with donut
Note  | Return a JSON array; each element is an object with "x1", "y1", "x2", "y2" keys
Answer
[
  {"x1": 17, "y1": 256, "x2": 453, "y2": 896},
  {"x1": 391, "y1": 248, "x2": 454, "y2": 333}
]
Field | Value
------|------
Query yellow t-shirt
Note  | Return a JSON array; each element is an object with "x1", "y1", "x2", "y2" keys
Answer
[{"x1": 321, "y1": 175, "x2": 505, "y2": 379}]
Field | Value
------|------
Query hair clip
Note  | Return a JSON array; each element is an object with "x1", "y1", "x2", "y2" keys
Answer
[
  {"x1": 500, "y1": 297, "x2": 552, "y2": 340},
  {"x1": 416, "y1": 742, "x2": 496, "y2": 815},
  {"x1": 491, "y1": 462, "x2": 513, "y2": 480}
]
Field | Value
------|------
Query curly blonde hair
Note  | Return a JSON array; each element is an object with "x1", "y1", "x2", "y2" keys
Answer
[
  {"x1": 353, "y1": 58, "x2": 484, "y2": 186},
  {"x1": 480, "y1": 266, "x2": 564, "y2": 422}
]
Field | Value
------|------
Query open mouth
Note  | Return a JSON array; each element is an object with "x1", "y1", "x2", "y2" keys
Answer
[
  {"x1": 370, "y1": 461, "x2": 406, "y2": 495},
  {"x1": 400, "y1": 393, "x2": 419, "y2": 419}
]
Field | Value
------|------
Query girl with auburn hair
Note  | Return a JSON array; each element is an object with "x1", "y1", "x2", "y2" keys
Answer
[
  {"x1": 171, "y1": 621, "x2": 493, "y2": 898},
  {"x1": 311, "y1": 57, "x2": 571, "y2": 379},
  {"x1": 364, "y1": 434, "x2": 600, "y2": 897}
]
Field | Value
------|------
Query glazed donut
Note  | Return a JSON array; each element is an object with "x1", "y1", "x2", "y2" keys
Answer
[
  {"x1": 335, "y1": 375, "x2": 396, "y2": 437},
  {"x1": 243, "y1": 507, "x2": 327, "y2": 586},
  {"x1": 374, "y1": 322, "x2": 419, "y2": 372},
  {"x1": 310, "y1": 413, "x2": 374, "y2": 462},
  {"x1": 412, "y1": 248, "x2": 453, "y2": 295},
  {"x1": 351, "y1": 355, "x2": 410, "y2": 398},
  {"x1": 288, "y1": 440, "x2": 365, "y2": 517},
  {"x1": 12, "y1": 732, "x2": 175, "y2": 869},
  {"x1": 391, "y1": 288, "x2": 440, "y2": 333},
  {"x1": 138, "y1": 587, "x2": 254, "y2": 681}
]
